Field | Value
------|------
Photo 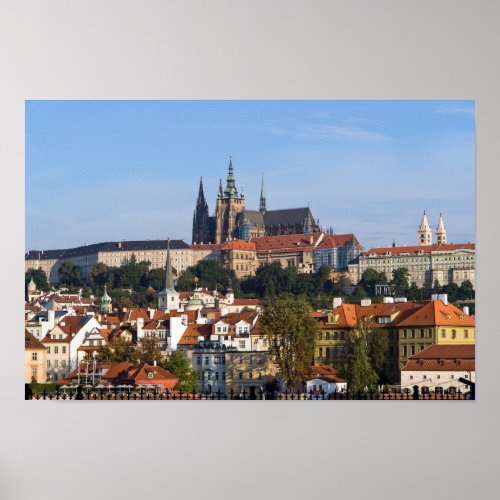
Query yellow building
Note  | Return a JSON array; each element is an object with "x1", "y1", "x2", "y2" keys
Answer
[
  {"x1": 225, "y1": 351, "x2": 277, "y2": 393},
  {"x1": 312, "y1": 297, "x2": 475, "y2": 384},
  {"x1": 219, "y1": 239, "x2": 258, "y2": 278},
  {"x1": 25, "y1": 329, "x2": 47, "y2": 383}
]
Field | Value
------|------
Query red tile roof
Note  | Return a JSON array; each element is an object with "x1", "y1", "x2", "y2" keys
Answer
[
  {"x1": 25, "y1": 329, "x2": 46, "y2": 350},
  {"x1": 362, "y1": 243, "x2": 475, "y2": 256},
  {"x1": 219, "y1": 239, "x2": 256, "y2": 252},
  {"x1": 178, "y1": 323, "x2": 212, "y2": 345},
  {"x1": 402, "y1": 344, "x2": 475, "y2": 371},
  {"x1": 251, "y1": 232, "x2": 323, "y2": 252}
]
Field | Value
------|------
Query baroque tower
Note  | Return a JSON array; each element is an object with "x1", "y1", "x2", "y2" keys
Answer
[
  {"x1": 192, "y1": 177, "x2": 211, "y2": 244},
  {"x1": 214, "y1": 156, "x2": 245, "y2": 243},
  {"x1": 435, "y1": 213, "x2": 447, "y2": 245},
  {"x1": 418, "y1": 211, "x2": 432, "y2": 246}
]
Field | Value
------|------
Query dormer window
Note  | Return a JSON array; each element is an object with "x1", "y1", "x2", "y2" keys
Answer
[{"x1": 148, "y1": 372, "x2": 153, "y2": 379}]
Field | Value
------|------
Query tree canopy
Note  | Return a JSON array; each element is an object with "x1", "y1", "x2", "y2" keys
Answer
[{"x1": 260, "y1": 298, "x2": 319, "y2": 388}]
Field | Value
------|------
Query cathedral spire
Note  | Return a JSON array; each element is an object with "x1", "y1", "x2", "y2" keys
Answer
[
  {"x1": 217, "y1": 178, "x2": 223, "y2": 199},
  {"x1": 164, "y1": 239, "x2": 175, "y2": 290},
  {"x1": 198, "y1": 177, "x2": 205, "y2": 200},
  {"x1": 224, "y1": 155, "x2": 238, "y2": 198},
  {"x1": 259, "y1": 173, "x2": 266, "y2": 215}
]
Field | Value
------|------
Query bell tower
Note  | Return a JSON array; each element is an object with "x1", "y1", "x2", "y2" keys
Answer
[
  {"x1": 418, "y1": 211, "x2": 432, "y2": 246},
  {"x1": 435, "y1": 213, "x2": 447, "y2": 245}
]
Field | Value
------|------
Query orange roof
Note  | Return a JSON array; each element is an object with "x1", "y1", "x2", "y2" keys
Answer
[
  {"x1": 317, "y1": 234, "x2": 362, "y2": 249},
  {"x1": 362, "y1": 243, "x2": 475, "y2": 256},
  {"x1": 232, "y1": 298, "x2": 261, "y2": 306},
  {"x1": 191, "y1": 243, "x2": 222, "y2": 251},
  {"x1": 395, "y1": 300, "x2": 475, "y2": 327},
  {"x1": 402, "y1": 344, "x2": 475, "y2": 371},
  {"x1": 178, "y1": 323, "x2": 212, "y2": 345},
  {"x1": 219, "y1": 239, "x2": 256, "y2": 252}
]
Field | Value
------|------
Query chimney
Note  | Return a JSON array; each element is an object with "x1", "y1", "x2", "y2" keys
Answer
[
  {"x1": 438, "y1": 293, "x2": 448, "y2": 306},
  {"x1": 310, "y1": 235, "x2": 314, "y2": 245},
  {"x1": 48, "y1": 309, "x2": 55, "y2": 328},
  {"x1": 463, "y1": 306, "x2": 469, "y2": 316},
  {"x1": 137, "y1": 317, "x2": 144, "y2": 339},
  {"x1": 361, "y1": 299, "x2": 372, "y2": 307},
  {"x1": 149, "y1": 309, "x2": 154, "y2": 319},
  {"x1": 153, "y1": 360, "x2": 157, "y2": 367},
  {"x1": 332, "y1": 297, "x2": 342, "y2": 309}
]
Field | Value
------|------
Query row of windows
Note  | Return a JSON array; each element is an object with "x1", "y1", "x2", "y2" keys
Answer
[
  {"x1": 402, "y1": 344, "x2": 430, "y2": 357},
  {"x1": 408, "y1": 374, "x2": 468, "y2": 380},
  {"x1": 401, "y1": 329, "x2": 433, "y2": 339},
  {"x1": 47, "y1": 346, "x2": 67, "y2": 354},
  {"x1": 318, "y1": 331, "x2": 346, "y2": 341},
  {"x1": 198, "y1": 355, "x2": 266, "y2": 365},
  {"x1": 47, "y1": 359, "x2": 66, "y2": 368}
]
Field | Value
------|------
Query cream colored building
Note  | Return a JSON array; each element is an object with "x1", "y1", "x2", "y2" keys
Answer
[
  {"x1": 224, "y1": 351, "x2": 277, "y2": 393},
  {"x1": 350, "y1": 213, "x2": 475, "y2": 288},
  {"x1": 25, "y1": 330, "x2": 47, "y2": 383},
  {"x1": 25, "y1": 240, "x2": 192, "y2": 285}
]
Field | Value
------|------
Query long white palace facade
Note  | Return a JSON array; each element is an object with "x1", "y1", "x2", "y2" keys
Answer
[{"x1": 348, "y1": 212, "x2": 475, "y2": 288}]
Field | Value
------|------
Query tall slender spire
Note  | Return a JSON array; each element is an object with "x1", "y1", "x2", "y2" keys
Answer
[
  {"x1": 217, "y1": 178, "x2": 223, "y2": 199},
  {"x1": 224, "y1": 155, "x2": 238, "y2": 198},
  {"x1": 165, "y1": 239, "x2": 175, "y2": 290},
  {"x1": 259, "y1": 173, "x2": 266, "y2": 214},
  {"x1": 198, "y1": 177, "x2": 205, "y2": 199}
]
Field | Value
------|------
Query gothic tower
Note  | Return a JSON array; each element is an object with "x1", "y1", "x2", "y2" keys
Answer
[
  {"x1": 435, "y1": 213, "x2": 447, "y2": 245},
  {"x1": 418, "y1": 211, "x2": 432, "y2": 246},
  {"x1": 214, "y1": 156, "x2": 245, "y2": 243},
  {"x1": 192, "y1": 177, "x2": 211, "y2": 244},
  {"x1": 259, "y1": 173, "x2": 266, "y2": 215}
]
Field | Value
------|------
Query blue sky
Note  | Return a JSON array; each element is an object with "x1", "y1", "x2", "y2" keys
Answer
[{"x1": 25, "y1": 100, "x2": 475, "y2": 251}]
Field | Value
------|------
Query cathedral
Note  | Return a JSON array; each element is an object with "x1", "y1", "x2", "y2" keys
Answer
[{"x1": 192, "y1": 157, "x2": 320, "y2": 244}]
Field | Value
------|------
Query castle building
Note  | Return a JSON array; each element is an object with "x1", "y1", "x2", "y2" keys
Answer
[
  {"x1": 192, "y1": 157, "x2": 320, "y2": 244},
  {"x1": 348, "y1": 213, "x2": 474, "y2": 289}
]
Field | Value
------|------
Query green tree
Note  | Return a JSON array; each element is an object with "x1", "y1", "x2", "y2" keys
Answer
[
  {"x1": 90, "y1": 263, "x2": 115, "y2": 288},
  {"x1": 458, "y1": 280, "x2": 475, "y2": 300},
  {"x1": 177, "y1": 261, "x2": 237, "y2": 294},
  {"x1": 442, "y1": 282, "x2": 459, "y2": 302},
  {"x1": 391, "y1": 267, "x2": 410, "y2": 297},
  {"x1": 432, "y1": 279, "x2": 441, "y2": 295},
  {"x1": 132, "y1": 336, "x2": 165, "y2": 365},
  {"x1": 58, "y1": 260, "x2": 83, "y2": 287},
  {"x1": 260, "y1": 298, "x2": 319, "y2": 388},
  {"x1": 146, "y1": 267, "x2": 165, "y2": 291},
  {"x1": 161, "y1": 351, "x2": 198, "y2": 392},
  {"x1": 97, "y1": 336, "x2": 135, "y2": 362},
  {"x1": 342, "y1": 325, "x2": 379, "y2": 393},
  {"x1": 407, "y1": 282, "x2": 421, "y2": 301},
  {"x1": 25, "y1": 268, "x2": 49, "y2": 293},
  {"x1": 366, "y1": 328, "x2": 390, "y2": 383},
  {"x1": 359, "y1": 268, "x2": 387, "y2": 296}
]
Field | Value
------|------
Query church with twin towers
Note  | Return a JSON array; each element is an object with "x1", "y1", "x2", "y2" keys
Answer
[{"x1": 192, "y1": 157, "x2": 320, "y2": 244}]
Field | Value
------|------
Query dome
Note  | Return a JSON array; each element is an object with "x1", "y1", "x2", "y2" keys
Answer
[{"x1": 101, "y1": 286, "x2": 112, "y2": 304}]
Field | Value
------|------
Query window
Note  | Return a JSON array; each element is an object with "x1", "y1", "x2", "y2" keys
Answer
[
  {"x1": 249, "y1": 372, "x2": 253, "y2": 379},
  {"x1": 47, "y1": 360, "x2": 51, "y2": 368},
  {"x1": 215, "y1": 372, "x2": 219, "y2": 380},
  {"x1": 196, "y1": 356, "x2": 201, "y2": 365},
  {"x1": 204, "y1": 356, "x2": 209, "y2": 365},
  {"x1": 31, "y1": 352, "x2": 38, "y2": 361},
  {"x1": 238, "y1": 340, "x2": 245, "y2": 349},
  {"x1": 451, "y1": 330, "x2": 457, "y2": 339},
  {"x1": 62, "y1": 346, "x2": 66, "y2": 354},
  {"x1": 427, "y1": 330, "x2": 432, "y2": 339},
  {"x1": 54, "y1": 346, "x2": 59, "y2": 354},
  {"x1": 325, "y1": 332, "x2": 330, "y2": 340},
  {"x1": 451, "y1": 374, "x2": 454, "y2": 379},
  {"x1": 61, "y1": 360, "x2": 66, "y2": 367},
  {"x1": 411, "y1": 330, "x2": 415, "y2": 339},
  {"x1": 214, "y1": 356, "x2": 221, "y2": 364},
  {"x1": 402, "y1": 330, "x2": 407, "y2": 339},
  {"x1": 326, "y1": 347, "x2": 331, "y2": 358},
  {"x1": 258, "y1": 357, "x2": 263, "y2": 364},
  {"x1": 464, "y1": 330, "x2": 469, "y2": 339},
  {"x1": 420, "y1": 329, "x2": 424, "y2": 338},
  {"x1": 239, "y1": 356, "x2": 243, "y2": 364},
  {"x1": 31, "y1": 368, "x2": 37, "y2": 379},
  {"x1": 319, "y1": 347, "x2": 324, "y2": 358},
  {"x1": 411, "y1": 346, "x2": 415, "y2": 356},
  {"x1": 403, "y1": 346, "x2": 407, "y2": 357},
  {"x1": 258, "y1": 372, "x2": 263, "y2": 380},
  {"x1": 238, "y1": 372, "x2": 243, "y2": 380},
  {"x1": 409, "y1": 375, "x2": 413, "y2": 380},
  {"x1": 222, "y1": 372, "x2": 226, "y2": 380},
  {"x1": 249, "y1": 356, "x2": 253, "y2": 364},
  {"x1": 47, "y1": 347, "x2": 50, "y2": 354},
  {"x1": 441, "y1": 330, "x2": 446, "y2": 338},
  {"x1": 437, "y1": 375, "x2": 441, "y2": 379},
  {"x1": 54, "y1": 360, "x2": 59, "y2": 367},
  {"x1": 423, "y1": 374, "x2": 427, "y2": 379}
]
